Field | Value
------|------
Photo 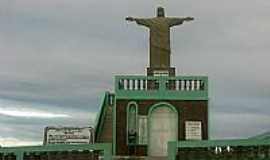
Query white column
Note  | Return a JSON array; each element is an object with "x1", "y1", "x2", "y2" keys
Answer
[
  {"x1": 124, "y1": 79, "x2": 128, "y2": 90},
  {"x1": 186, "y1": 80, "x2": 190, "y2": 91},
  {"x1": 129, "y1": 79, "x2": 133, "y2": 90}
]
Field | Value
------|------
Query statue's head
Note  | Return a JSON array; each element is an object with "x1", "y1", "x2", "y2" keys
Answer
[{"x1": 157, "y1": 7, "x2": 165, "y2": 17}]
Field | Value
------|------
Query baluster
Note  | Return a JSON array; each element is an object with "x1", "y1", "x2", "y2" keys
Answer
[
  {"x1": 141, "y1": 80, "x2": 145, "y2": 90},
  {"x1": 176, "y1": 80, "x2": 180, "y2": 90},
  {"x1": 145, "y1": 79, "x2": 148, "y2": 90},
  {"x1": 136, "y1": 79, "x2": 140, "y2": 90},
  {"x1": 130, "y1": 79, "x2": 132, "y2": 90},
  {"x1": 186, "y1": 80, "x2": 190, "y2": 91},
  {"x1": 139, "y1": 80, "x2": 143, "y2": 90},
  {"x1": 181, "y1": 80, "x2": 185, "y2": 91},
  {"x1": 124, "y1": 79, "x2": 128, "y2": 90},
  {"x1": 196, "y1": 80, "x2": 200, "y2": 90},
  {"x1": 191, "y1": 80, "x2": 195, "y2": 91},
  {"x1": 197, "y1": 80, "x2": 200, "y2": 90}
]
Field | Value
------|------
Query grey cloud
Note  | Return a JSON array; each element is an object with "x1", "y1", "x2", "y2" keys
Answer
[
  {"x1": 0, "y1": 0, "x2": 270, "y2": 145},
  {"x1": 211, "y1": 112, "x2": 270, "y2": 139}
]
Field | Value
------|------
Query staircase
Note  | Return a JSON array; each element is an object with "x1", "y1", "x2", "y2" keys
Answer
[
  {"x1": 98, "y1": 105, "x2": 113, "y2": 142},
  {"x1": 95, "y1": 92, "x2": 114, "y2": 143}
]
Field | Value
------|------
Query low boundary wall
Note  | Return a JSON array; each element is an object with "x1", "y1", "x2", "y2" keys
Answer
[
  {"x1": 0, "y1": 143, "x2": 112, "y2": 160},
  {"x1": 168, "y1": 139, "x2": 270, "y2": 160}
]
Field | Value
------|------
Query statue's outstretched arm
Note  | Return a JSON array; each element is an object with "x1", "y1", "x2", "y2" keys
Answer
[
  {"x1": 169, "y1": 17, "x2": 194, "y2": 27},
  {"x1": 126, "y1": 17, "x2": 150, "y2": 27}
]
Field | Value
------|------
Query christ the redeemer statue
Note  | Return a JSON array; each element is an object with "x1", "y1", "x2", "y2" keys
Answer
[{"x1": 126, "y1": 7, "x2": 194, "y2": 69}]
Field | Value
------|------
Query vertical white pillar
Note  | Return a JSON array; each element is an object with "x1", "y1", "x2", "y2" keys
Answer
[
  {"x1": 140, "y1": 80, "x2": 144, "y2": 90},
  {"x1": 145, "y1": 79, "x2": 148, "y2": 90},
  {"x1": 134, "y1": 79, "x2": 138, "y2": 90},
  {"x1": 196, "y1": 80, "x2": 200, "y2": 90},
  {"x1": 181, "y1": 80, "x2": 185, "y2": 91},
  {"x1": 124, "y1": 79, "x2": 128, "y2": 90},
  {"x1": 176, "y1": 80, "x2": 179, "y2": 91},
  {"x1": 191, "y1": 80, "x2": 195, "y2": 91},
  {"x1": 129, "y1": 79, "x2": 133, "y2": 90},
  {"x1": 186, "y1": 80, "x2": 190, "y2": 91}
]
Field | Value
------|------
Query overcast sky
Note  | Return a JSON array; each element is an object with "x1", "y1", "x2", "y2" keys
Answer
[{"x1": 0, "y1": 0, "x2": 270, "y2": 146}]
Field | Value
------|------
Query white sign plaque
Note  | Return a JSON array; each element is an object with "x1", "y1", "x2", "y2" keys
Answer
[
  {"x1": 185, "y1": 121, "x2": 202, "y2": 140},
  {"x1": 44, "y1": 127, "x2": 94, "y2": 145},
  {"x1": 153, "y1": 70, "x2": 169, "y2": 76}
]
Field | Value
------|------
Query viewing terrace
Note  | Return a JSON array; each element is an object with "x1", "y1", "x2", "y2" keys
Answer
[{"x1": 115, "y1": 75, "x2": 208, "y2": 100}]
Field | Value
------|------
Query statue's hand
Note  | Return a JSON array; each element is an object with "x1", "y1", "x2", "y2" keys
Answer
[
  {"x1": 126, "y1": 17, "x2": 135, "y2": 21},
  {"x1": 184, "y1": 17, "x2": 194, "y2": 21}
]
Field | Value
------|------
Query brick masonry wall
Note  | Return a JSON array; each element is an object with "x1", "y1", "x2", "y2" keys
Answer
[{"x1": 115, "y1": 100, "x2": 208, "y2": 156}]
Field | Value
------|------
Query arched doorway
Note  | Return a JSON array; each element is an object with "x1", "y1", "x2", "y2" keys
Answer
[{"x1": 148, "y1": 103, "x2": 178, "y2": 157}]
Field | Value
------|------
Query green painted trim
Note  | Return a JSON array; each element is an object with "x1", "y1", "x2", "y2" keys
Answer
[
  {"x1": 126, "y1": 101, "x2": 138, "y2": 145},
  {"x1": 95, "y1": 92, "x2": 110, "y2": 141},
  {"x1": 115, "y1": 75, "x2": 208, "y2": 100},
  {"x1": 112, "y1": 92, "x2": 117, "y2": 155},
  {"x1": 148, "y1": 102, "x2": 178, "y2": 115},
  {"x1": 178, "y1": 139, "x2": 270, "y2": 148},
  {"x1": 95, "y1": 92, "x2": 109, "y2": 126},
  {"x1": 207, "y1": 78, "x2": 211, "y2": 140},
  {"x1": 208, "y1": 99, "x2": 211, "y2": 140},
  {"x1": 147, "y1": 102, "x2": 178, "y2": 156},
  {"x1": 0, "y1": 143, "x2": 112, "y2": 160},
  {"x1": 115, "y1": 94, "x2": 208, "y2": 101},
  {"x1": 167, "y1": 141, "x2": 177, "y2": 160},
  {"x1": 116, "y1": 75, "x2": 208, "y2": 80}
]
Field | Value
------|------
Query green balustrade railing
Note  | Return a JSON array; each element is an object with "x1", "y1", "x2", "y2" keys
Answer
[
  {"x1": 115, "y1": 75, "x2": 208, "y2": 100},
  {"x1": 0, "y1": 143, "x2": 112, "y2": 160},
  {"x1": 168, "y1": 139, "x2": 270, "y2": 160}
]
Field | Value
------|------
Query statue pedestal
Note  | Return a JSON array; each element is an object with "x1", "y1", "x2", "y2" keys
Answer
[{"x1": 147, "y1": 67, "x2": 175, "y2": 76}]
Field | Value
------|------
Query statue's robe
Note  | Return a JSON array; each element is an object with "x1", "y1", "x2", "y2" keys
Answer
[{"x1": 135, "y1": 17, "x2": 184, "y2": 68}]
